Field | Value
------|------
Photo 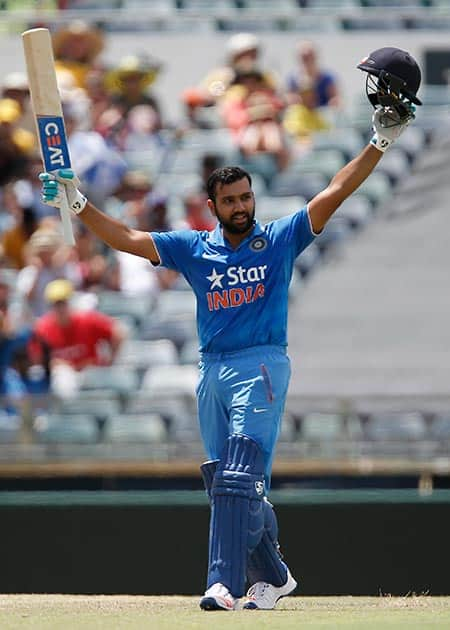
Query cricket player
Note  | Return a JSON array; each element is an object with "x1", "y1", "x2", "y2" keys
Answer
[{"x1": 39, "y1": 48, "x2": 420, "y2": 610}]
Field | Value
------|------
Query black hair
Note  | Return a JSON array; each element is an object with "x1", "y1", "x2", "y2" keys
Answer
[{"x1": 206, "y1": 166, "x2": 252, "y2": 204}]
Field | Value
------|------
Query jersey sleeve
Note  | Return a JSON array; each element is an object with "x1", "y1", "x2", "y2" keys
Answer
[
  {"x1": 150, "y1": 230, "x2": 197, "y2": 272},
  {"x1": 272, "y1": 206, "x2": 317, "y2": 258}
]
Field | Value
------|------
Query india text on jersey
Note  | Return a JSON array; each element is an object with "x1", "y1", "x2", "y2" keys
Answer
[{"x1": 206, "y1": 265, "x2": 267, "y2": 311}]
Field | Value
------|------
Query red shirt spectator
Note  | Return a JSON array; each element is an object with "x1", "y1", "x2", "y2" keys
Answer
[
  {"x1": 30, "y1": 279, "x2": 124, "y2": 371},
  {"x1": 34, "y1": 308, "x2": 115, "y2": 370}
]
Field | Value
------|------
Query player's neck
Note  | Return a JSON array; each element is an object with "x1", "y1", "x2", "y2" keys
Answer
[{"x1": 222, "y1": 226, "x2": 254, "y2": 249}]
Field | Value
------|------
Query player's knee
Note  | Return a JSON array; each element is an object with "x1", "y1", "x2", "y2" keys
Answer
[{"x1": 213, "y1": 433, "x2": 266, "y2": 498}]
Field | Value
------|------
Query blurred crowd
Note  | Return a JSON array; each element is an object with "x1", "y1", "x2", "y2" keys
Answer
[{"x1": 0, "y1": 20, "x2": 341, "y2": 418}]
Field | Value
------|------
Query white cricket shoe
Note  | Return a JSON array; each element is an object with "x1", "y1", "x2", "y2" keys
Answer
[
  {"x1": 243, "y1": 569, "x2": 297, "y2": 610},
  {"x1": 199, "y1": 582, "x2": 237, "y2": 611}
]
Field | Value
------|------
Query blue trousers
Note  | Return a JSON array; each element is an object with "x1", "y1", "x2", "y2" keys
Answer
[{"x1": 196, "y1": 345, "x2": 291, "y2": 488}]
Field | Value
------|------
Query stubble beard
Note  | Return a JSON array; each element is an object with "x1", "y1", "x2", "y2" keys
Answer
[{"x1": 215, "y1": 203, "x2": 256, "y2": 235}]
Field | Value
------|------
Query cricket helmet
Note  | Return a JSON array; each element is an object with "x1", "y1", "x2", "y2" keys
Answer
[{"x1": 357, "y1": 47, "x2": 422, "y2": 124}]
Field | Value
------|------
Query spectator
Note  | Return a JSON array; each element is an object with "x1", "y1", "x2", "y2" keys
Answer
[
  {"x1": 181, "y1": 33, "x2": 275, "y2": 124},
  {"x1": 283, "y1": 79, "x2": 331, "y2": 145},
  {"x1": 105, "y1": 169, "x2": 153, "y2": 219},
  {"x1": 12, "y1": 152, "x2": 61, "y2": 222},
  {"x1": 175, "y1": 154, "x2": 221, "y2": 232},
  {"x1": 1, "y1": 72, "x2": 35, "y2": 137},
  {"x1": 0, "y1": 98, "x2": 34, "y2": 186},
  {"x1": 52, "y1": 20, "x2": 105, "y2": 89},
  {"x1": 73, "y1": 224, "x2": 115, "y2": 293},
  {"x1": 0, "y1": 274, "x2": 32, "y2": 415},
  {"x1": 286, "y1": 41, "x2": 340, "y2": 109},
  {"x1": 62, "y1": 99, "x2": 127, "y2": 208},
  {"x1": 100, "y1": 54, "x2": 163, "y2": 149},
  {"x1": 1, "y1": 204, "x2": 39, "y2": 270},
  {"x1": 104, "y1": 54, "x2": 162, "y2": 117},
  {"x1": 180, "y1": 192, "x2": 217, "y2": 232},
  {"x1": 84, "y1": 68, "x2": 111, "y2": 131},
  {"x1": 17, "y1": 227, "x2": 81, "y2": 318},
  {"x1": 30, "y1": 279, "x2": 125, "y2": 399},
  {"x1": 105, "y1": 172, "x2": 176, "y2": 294},
  {"x1": 222, "y1": 69, "x2": 289, "y2": 173}
]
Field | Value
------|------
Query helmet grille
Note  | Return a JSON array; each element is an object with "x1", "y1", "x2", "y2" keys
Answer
[{"x1": 365, "y1": 73, "x2": 415, "y2": 125}]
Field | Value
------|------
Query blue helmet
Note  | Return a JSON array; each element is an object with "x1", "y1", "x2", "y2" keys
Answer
[{"x1": 358, "y1": 47, "x2": 422, "y2": 123}]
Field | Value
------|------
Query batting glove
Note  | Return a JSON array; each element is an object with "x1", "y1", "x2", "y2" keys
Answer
[
  {"x1": 370, "y1": 107, "x2": 412, "y2": 153},
  {"x1": 40, "y1": 169, "x2": 87, "y2": 215}
]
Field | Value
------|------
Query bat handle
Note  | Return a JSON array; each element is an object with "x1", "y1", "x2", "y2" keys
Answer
[{"x1": 59, "y1": 188, "x2": 76, "y2": 246}]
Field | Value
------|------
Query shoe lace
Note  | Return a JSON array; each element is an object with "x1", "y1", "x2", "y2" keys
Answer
[{"x1": 248, "y1": 582, "x2": 270, "y2": 600}]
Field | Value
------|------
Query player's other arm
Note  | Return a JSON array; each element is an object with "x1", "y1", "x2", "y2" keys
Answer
[
  {"x1": 308, "y1": 109, "x2": 409, "y2": 234},
  {"x1": 40, "y1": 170, "x2": 160, "y2": 264}
]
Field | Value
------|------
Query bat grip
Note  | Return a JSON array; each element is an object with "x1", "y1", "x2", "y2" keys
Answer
[{"x1": 59, "y1": 188, "x2": 76, "y2": 246}]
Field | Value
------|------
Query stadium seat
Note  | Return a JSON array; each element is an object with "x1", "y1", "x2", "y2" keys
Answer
[
  {"x1": 179, "y1": 339, "x2": 200, "y2": 365},
  {"x1": 309, "y1": 0, "x2": 357, "y2": 6},
  {"x1": 97, "y1": 290, "x2": 154, "y2": 327},
  {"x1": 141, "y1": 364, "x2": 198, "y2": 397},
  {"x1": 314, "y1": 216, "x2": 352, "y2": 253},
  {"x1": 312, "y1": 128, "x2": 365, "y2": 161},
  {"x1": 176, "y1": 0, "x2": 233, "y2": 13},
  {"x1": 155, "y1": 289, "x2": 197, "y2": 319},
  {"x1": 269, "y1": 172, "x2": 327, "y2": 199},
  {"x1": 235, "y1": 153, "x2": 279, "y2": 188},
  {"x1": 288, "y1": 149, "x2": 346, "y2": 180},
  {"x1": 156, "y1": 172, "x2": 203, "y2": 197},
  {"x1": 104, "y1": 413, "x2": 167, "y2": 443},
  {"x1": 299, "y1": 412, "x2": 345, "y2": 441},
  {"x1": 294, "y1": 241, "x2": 322, "y2": 278},
  {"x1": 364, "y1": 412, "x2": 427, "y2": 441},
  {"x1": 257, "y1": 195, "x2": 306, "y2": 223},
  {"x1": 429, "y1": 415, "x2": 450, "y2": 440},
  {"x1": 337, "y1": 195, "x2": 373, "y2": 230},
  {"x1": 360, "y1": 0, "x2": 423, "y2": 6},
  {"x1": 122, "y1": 147, "x2": 166, "y2": 175},
  {"x1": 33, "y1": 413, "x2": 99, "y2": 444},
  {"x1": 80, "y1": 366, "x2": 140, "y2": 397},
  {"x1": 395, "y1": 126, "x2": 427, "y2": 162},
  {"x1": 0, "y1": 412, "x2": 21, "y2": 444},
  {"x1": 140, "y1": 316, "x2": 197, "y2": 351},
  {"x1": 140, "y1": 364, "x2": 199, "y2": 436},
  {"x1": 123, "y1": 0, "x2": 174, "y2": 11},
  {"x1": 116, "y1": 338, "x2": 179, "y2": 372},
  {"x1": 125, "y1": 392, "x2": 198, "y2": 441},
  {"x1": 356, "y1": 171, "x2": 391, "y2": 206},
  {"x1": 54, "y1": 394, "x2": 121, "y2": 420},
  {"x1": 374, "y1": 147, "x2": 410, "y2": 185}
]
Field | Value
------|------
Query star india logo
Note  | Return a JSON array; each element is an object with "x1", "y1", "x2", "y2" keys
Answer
[{"x1": 205, "y1": 265, "x2": 267, "y2": 311}]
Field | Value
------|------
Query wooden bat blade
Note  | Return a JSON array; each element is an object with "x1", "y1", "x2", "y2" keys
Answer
[{"x1": 22, "y1": 27, "x2": 75, "y2": 246}]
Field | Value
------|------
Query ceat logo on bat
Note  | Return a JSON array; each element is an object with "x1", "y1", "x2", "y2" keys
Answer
[
  {"x1": 206, "y1": 265, "x2": 267, "y2": 311},
  {"x1": 37, "y1": 116, "x2": 71, "y2": 171}
]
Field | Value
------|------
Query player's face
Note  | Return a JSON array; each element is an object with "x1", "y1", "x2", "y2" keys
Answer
[{"x1": 209, "y1": 177, "x2": 255, "y2": 236}]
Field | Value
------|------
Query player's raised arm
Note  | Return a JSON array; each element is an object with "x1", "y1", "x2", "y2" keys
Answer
[
  {"x1": 39, "y1": 169, "x2": 160, "y2": 264},
  {"x1": 309, "y1": 46, "x2": 422, "y2": 235}
]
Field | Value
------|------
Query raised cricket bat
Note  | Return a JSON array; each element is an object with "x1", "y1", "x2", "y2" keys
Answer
[{"x1": 22, "y1": 27, "x2": 75, "y2": 246}]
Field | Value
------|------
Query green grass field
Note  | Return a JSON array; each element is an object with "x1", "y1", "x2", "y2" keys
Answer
[{"x1": 1, "y1": 595, "x2": 450, "y2": 629}]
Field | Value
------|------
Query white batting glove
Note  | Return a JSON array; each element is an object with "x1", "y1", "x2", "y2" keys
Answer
[
  {"x1": 370, "y1": 107, "x2": 411, "y2": 153},
  {"x1": 39, "y1": 169, "x2": 87, "y2": 215}
]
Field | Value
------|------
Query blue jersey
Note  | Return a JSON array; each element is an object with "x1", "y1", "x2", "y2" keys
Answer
[{"x1": 151, "y1": 206, "x2": 316, "y2": 353}]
